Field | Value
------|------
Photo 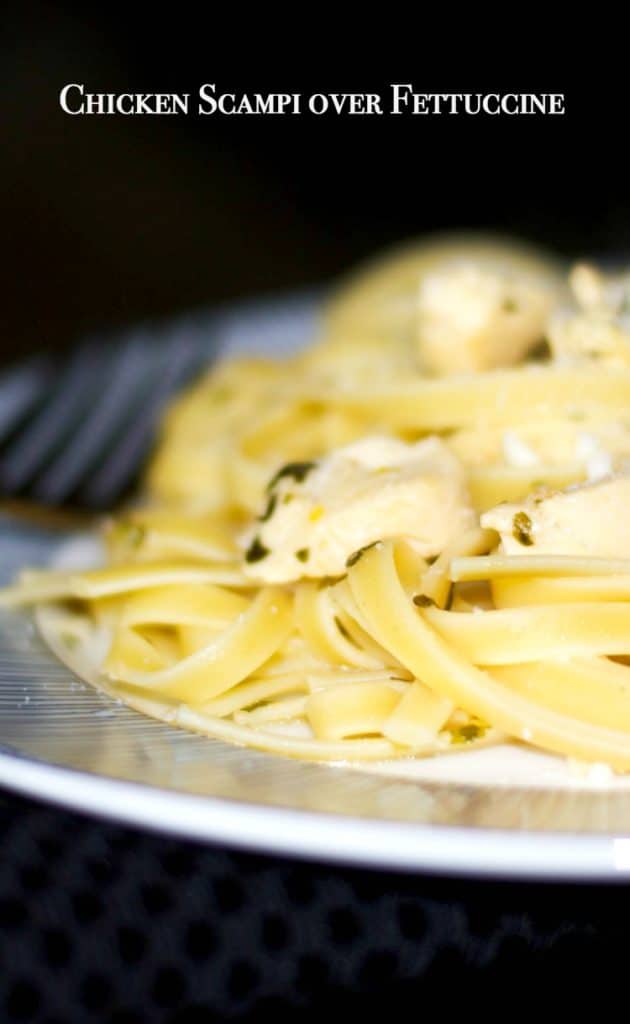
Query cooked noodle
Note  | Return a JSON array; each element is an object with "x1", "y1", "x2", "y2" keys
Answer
[{"x1": 6, "y1": 235, "x2": 630, "y2": 769}]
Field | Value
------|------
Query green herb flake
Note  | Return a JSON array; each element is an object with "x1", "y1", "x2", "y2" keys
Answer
[
  {"x1": 245, "y1": 536, "x2": 270, "y2": 563},
  {"x1": 333, "y1": 615, "x2": 352, "y2": 640},
  {"x1": 512, "y1": 511, "x2": 534, "y2": 547},
  {"x1": 258, "y1": 494, "x2": 277, "y2": 523},
  {"x1": 345, "y1": 541, "x2": 379, "y2": 569},
  {"x1": 451, "y1": 722, "x2": 486, "y2": 745},
  {"x1": 267, "y1": 461, "x2": 317, "y2": 493},
  {"x1": 527, "y1": 339, "x2": 551, "y2": 362},
  {"x1": 282, "y1": 493, "x2": 294, "y2": 505},
  {"x1": 413, "y1": 593, "x2": 436, "y2": 608},
  {"x1": 317, "y1": 575, "x2": 344, "y2": 589},
  {"x1": 295, "y1": 547, "x2": 310, "y2": 563},
  {"x1": 502, "y1": 297, "x2": 518, "y2": 313}
]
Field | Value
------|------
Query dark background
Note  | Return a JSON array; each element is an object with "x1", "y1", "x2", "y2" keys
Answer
[
  {"x1": 2, "y1": 14, "x2": 630, "y2": 1019},
  {"x1": 3, "y1": 5, "x2": 627, "y2": 363}
]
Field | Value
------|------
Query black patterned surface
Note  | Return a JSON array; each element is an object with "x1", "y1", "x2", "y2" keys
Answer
[{"x1": 0, "y1": 792, "x2": 627, "y2": 1022}]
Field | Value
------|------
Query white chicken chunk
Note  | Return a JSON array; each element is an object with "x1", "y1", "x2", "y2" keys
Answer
[
  {"x1": 242, "y1": 436, "x2": 475, "y2": 582},
  {"x1": 548, "y1": 263, "x2": 630, "y2": 367},
  {"x1": 417, "y1": 261, "x2": 555, "y2": 374},
  {"x1": 481, "y1": 474, "x2": 630, "y2": 557}
]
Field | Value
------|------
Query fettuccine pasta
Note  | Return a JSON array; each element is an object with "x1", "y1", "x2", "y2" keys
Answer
[{"x1": 6, "y1": 234, "x2": 630, "y2": 771}]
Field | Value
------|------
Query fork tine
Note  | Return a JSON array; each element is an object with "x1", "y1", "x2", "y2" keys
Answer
[
  {"x1": 0, "y1": 342, "x2": 105, "y2": 493},
  {"x1": 31, "y1": 334, "x2": 152, "y2": 504},
  {"x1": 0, "y1": 357, "x2": 51, "y2": 443},
  {"x1": 80, "y1": 330, "x2": 204, "y2": 507},
  {"x1": 0, "y1": 296, "x2": 317, "y2": 508}
]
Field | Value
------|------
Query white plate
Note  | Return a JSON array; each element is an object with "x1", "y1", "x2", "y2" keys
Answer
[{"x1": 3, "y1": 297, "x2": 630, "y2": 881}]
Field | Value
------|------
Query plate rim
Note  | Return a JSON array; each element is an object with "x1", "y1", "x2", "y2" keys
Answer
[
  {"x1": 1, "y1": 747, "x2": 629, "y2": 881},
  {"x1": 4, "y1": 291, "x2": 630, "y2": 881}
]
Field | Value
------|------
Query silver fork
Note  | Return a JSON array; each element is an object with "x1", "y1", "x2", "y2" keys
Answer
[
  {"x1": 0, "y1": 292, "x2": 320, "y2": 512},
  {"x1": 0, "y1": 322, "x2": 213, "y2": 509}
]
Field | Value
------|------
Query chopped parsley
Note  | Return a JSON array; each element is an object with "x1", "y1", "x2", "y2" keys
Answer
[
  {"x1": 295, "y1": 547, "x2": 310, "y2": 563},
  {"x1": 502, "y1": 297, "x2": 518, "y2": 313},
  {"x1": 333, "y1": 615, "x2": 352, "y2": 640},
  {"x1": 317, "y1": 575, "x2": 344, "y2": 588},
  {"x1": 258, "y1": 494, "x2": 277, "y2": 523},
  {"x1": 245, "y1": 536, "x2": 270, "y2": 563},
  {"x1": 345, "y1": 541, "x2": 380, "y2": 569},
  {"x1": 527, "y1": 339, "x2": 551, "y2": 362},
  {"x1": 512, "y1": 511, "x2": 534, "y2": 546},
  {"x1": 451, "y1": 723, "x2": 487, "y2": 745},
  {"x1": 267, "y1": 461, "x2": 317, "y2": 492}
]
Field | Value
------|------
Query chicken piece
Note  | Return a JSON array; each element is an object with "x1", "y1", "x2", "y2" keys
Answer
[
  {"x1": 481, "y1": 474, "x2": 630, "y2": 557},
  {"x1": 325, "y1": 235, "x2": 564, "y2": 366},
  {"x1": 241, "y1": 436, "x2": 475, "y2": 582},
  {"x1": 448, "y1": 419, "x2": 630, "y2": 469},
  {"x1": 548, "y1": 263, "x2": 630, "y2": 367},
  {"x1": 417, "y1": 261, "x2": 556, "y2": 375}
]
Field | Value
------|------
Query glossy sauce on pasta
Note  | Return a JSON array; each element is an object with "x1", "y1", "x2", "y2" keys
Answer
[{"x1": 5, "y1": 235, "x2": 630, "y2": 771}]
